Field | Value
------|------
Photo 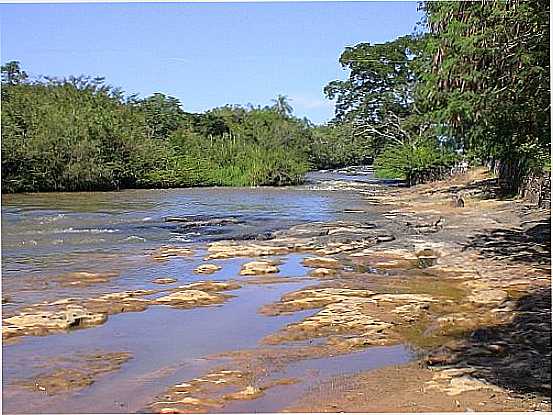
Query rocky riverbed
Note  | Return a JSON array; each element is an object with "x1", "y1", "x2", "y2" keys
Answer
[{"x1": 2, "y1": 168, "x2": 551, "y2": 413}]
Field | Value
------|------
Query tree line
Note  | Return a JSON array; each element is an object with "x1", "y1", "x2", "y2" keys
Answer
[
  {"x1": 1, "y1": 66, "x2": 316, "y2": 192},
  {"x1": 1, "y1": 1, "x2": 549, "y2": 193},
  {"x1": 324, "y1": 0, "x2": 550, "y2": 189}
]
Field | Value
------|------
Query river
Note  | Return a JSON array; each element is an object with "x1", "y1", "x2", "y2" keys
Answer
[{"x1": 1, "y1": 169, "x2": 411, "y2": 413}]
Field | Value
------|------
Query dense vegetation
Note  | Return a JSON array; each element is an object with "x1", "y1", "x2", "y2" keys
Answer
[
  {"x1": 323, "y1": 0, "x2": 550, "y2": 188},
  {"x1": 2, "y1": 1, "x2": 549, "y2": 192},
  {"x1": 1, "y1": 68, "x2": 311, "y2": 192}
]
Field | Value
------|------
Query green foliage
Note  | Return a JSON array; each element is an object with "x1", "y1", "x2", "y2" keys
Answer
[
  {"x1": 374, "y1": 138, "x2": 458, "y2": 181},
  {"x1": 322, "y1": 1, "x2": 549, "y2": 189},
  {"x1": 140, "y1": 129, "x2": 309, "y2": 188},
  {"x1": 309, "y1": 123, "x2": 373, "y2": 169},
  {"x1": 419, "y1": 0, "x2": 550, "y2": 187},
  {"x1": 137, "y1": 93, "x2": 186, "y2": 140},
  {"x1": 1, "y1": 75, "x2": 165, "y2": 192},
  {"x1": 324, "y1": 36, "x2": 419, "y2": 158},
  {"x1": 1, "y1": 65, "x2": 310, "y2": 192}
]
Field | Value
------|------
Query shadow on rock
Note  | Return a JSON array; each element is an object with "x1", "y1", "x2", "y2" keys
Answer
[
  {"x1": 428, "y1": 287, "x2": 552, "y2": 398},
  {"x1": 462, "y1": 217, "x2": 551, "y2": 265}
]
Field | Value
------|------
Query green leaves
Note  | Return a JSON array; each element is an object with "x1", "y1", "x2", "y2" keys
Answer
[{"x1": 420, "y1": 0, "x2": 550, "y2": 181}]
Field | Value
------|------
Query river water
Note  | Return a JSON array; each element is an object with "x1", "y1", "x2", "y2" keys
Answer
[{"x1": 1, "y1": 170, "x2": 411, "y2": 413}]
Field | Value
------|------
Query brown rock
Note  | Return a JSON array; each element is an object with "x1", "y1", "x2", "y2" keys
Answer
[
  {"x1": 240, "y1": 261, "x2": 279, "y2": 276},
  {"x1": 302, "y1": 257, "x2": 342, "y2": 269},
  {"x1": 152, "y1": 278, "x2": 178, "y2": 284},
  {"x1": 194, "y1": 264, "x2": 222, "y2": 274}
]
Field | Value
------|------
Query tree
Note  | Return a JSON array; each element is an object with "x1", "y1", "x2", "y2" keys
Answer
[
  {"x1": 271, "y1": 94, "x2": 293, "y2": 117},
  {"x1": 138, "y1": 93, "x2": 186, "y2": 140},
  {"x1": 324, "y1": 36, "x2": 419, "y2": 157},
  {"x1": 1, "y1": 61, "x2": 28, "y2": 84},
  {"x1": 419, "y1": 0, "x2": 550, "y2": 190}
]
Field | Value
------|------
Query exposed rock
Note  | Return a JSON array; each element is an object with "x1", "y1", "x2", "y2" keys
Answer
[
  {"x1": 302, "y1": 257, "x2": 342, "y2": 269},
  {"x1": 193, "y1": 264, "x2": 222, "y2": 274},
  {"x1": 239, "y1": 261, "x2": 279, "y2": 276},
  {"x1": 260, "y1": 287, "x2": 375, "y2": 316},
  {"x1": 175, "y1": 281, "x2": 241, "y2": 292},
  {"x1": 3, "y1": 307, "x2": 107, "y2": 339},
  {"x1": 154, "y1": 290, "x2": 229, "y2": 308},
  {"x1": 152, "y1": 246, "x2": 195, "y2": 261},
  {"x1": 223, "y1": 385, "x2": 264, "y2": 400},
  {"x1": 152, "y1": 278, "x2": 178, "y2": 285},
  {"x1": 309, "y1": 268, "x2": 337, "y2": 278},
  {"x1": 207, "y1": 242, "x2": 290, "y2": 259},
  {"x1": 426, "y1": 370, "x2": 505, "y2": 396},
  {"x1": 371, "y1": 293, "x2": 437, "y2": 304},
  {"x1": 467, "y1": 289, "x2": 508, "y2": 304},
  {"x1": 263, "y1": 297, "x2": 393, "y2": 345}
]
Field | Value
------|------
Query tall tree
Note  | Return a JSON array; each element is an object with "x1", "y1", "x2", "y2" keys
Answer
[
  {"x1": 324, "y1": 36, "x2": 419, "y2": 156},
  {"x1": 271, "y1": 94, "x2": 293, "y2": 117},
  {"x1": 138, "y1": 93, "x2": 186, "y2": 140},
  {"x1": 1, "y1": 61, "x2": 28, "y2": 84},
  {"x1": 420, "y1": 0, "x2": 550, "y2": 189}
]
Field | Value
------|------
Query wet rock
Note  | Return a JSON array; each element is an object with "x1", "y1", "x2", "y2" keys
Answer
[
  {"x1": 15, "y1": 351, "x2": 132, "y2": 395},
  {"x1": 194, "y1": 264, "x2": 222, "y2": 274},
  {"x1": 309, "y1": 268, "x2": 337, "y2": 278},
  {"x1": 176, "y1": 281, "x2": 241, "y2": 292},
  {"x1": 53, "y1": 271, "x2": 119, "y2": 287},
  {"x1": 152, "y1": 278, "x2": 178, "y2": 285},
  {"x1": 3, "y1": 307, "x2": 107, "y2": 339},
  {"x1": 152, "y1": 246, "x2": 195, "y2": 261},
  {"x1": 165, "y1": 215, "x2": 241, "y2": 228},
  {"x1": 302, "y1": 257, "x2": 342, "y2": 269},
  {"x1": 154, "y1": 290, "x2": 229, "y2": 309},
  {"x1": 240, "y1": 261, "x2": 279, "y2": 276}
]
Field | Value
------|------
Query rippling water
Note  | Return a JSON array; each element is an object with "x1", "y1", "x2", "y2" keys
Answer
[{"x1": 1, "y1": 170, "x2": 411, "y2": 413}]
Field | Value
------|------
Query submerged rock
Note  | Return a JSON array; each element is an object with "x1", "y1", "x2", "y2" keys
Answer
[
  {"x1": 152, "y1": 278, "x2": 178, "y2": 284},
  {"x1": 15, "y1": 351, "x2": 132, "y2": 395},
  {"x1": 53, "y1": 271, "x2": 119, "y2": 287},
  {"x1": 152, "y1": 246, "x2": 195, "y2": 261}
]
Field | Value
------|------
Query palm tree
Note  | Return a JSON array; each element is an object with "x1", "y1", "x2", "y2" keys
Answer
[{"x1": 271, "y1": 94, "x2": 293, "y2": 117}]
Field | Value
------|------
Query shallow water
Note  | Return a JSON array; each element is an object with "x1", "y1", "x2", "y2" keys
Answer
[{"x1": 2, "y1": 171, "x2": 411, "y2": 413}]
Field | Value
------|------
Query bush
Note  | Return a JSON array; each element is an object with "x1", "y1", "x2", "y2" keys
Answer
[{"x1": 374, "y1": 138, "x2": 458, "y2": 184}]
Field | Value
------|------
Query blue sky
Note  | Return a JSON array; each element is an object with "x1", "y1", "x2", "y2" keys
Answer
[{"x1": 1, "y1": 2, "x2": 421, "y2": 124}]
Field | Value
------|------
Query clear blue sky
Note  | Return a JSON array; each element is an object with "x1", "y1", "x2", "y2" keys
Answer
[{"x1": 0, "y1": 1, "x2": 421, "y2": 124}]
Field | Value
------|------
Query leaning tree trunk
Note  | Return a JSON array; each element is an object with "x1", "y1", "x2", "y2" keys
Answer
[{"x1": 497, "y1": 158, "x2": 526, "y2": 194}]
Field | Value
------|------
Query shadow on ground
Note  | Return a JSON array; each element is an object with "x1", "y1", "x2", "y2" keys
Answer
[
  {"x1": 462, "y1": 217, "x2": 551, "y2": 265},
  {"x1": 428, "y1": 287, "x2": 551, "y2": 398},
  {"x1": 427, "y1": 177, "x2": 507, "y2": 199}
]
